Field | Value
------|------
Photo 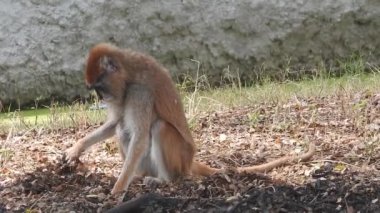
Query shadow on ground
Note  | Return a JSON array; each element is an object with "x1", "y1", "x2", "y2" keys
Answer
[{"x1": 1, "y1": 159, "x2": 379, "y2": 212}]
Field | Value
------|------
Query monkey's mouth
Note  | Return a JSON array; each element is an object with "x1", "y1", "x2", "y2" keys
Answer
[{"x1": 95, "y1": 89, "x2": 113, "y2": 101}]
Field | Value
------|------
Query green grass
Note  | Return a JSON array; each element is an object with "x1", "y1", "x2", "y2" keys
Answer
[
  {"x1": 0, "y1": 102, "x2": 107, "y2": 134},
  {"x1": 0, "y1": 108, "x2": 50, "y2": 122},
  {"x1": 1, "y1": 71, "x2": 380, "y2": 134},
  {"x1": 185, "y1": 73, "x2": 380, "y2": 113}
]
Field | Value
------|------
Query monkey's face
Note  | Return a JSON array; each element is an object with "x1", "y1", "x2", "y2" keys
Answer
[
  {"x1": 88, "y1": 77, "x2": 112, "y2": 101},
  {"x1": 86, "y1": 55, "x2": 125, "y2": 103}
]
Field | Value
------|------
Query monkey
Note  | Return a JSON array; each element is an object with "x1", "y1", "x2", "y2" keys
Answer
[{"x1": 65, "y1": 43, "x2": 316, "y2": 195}]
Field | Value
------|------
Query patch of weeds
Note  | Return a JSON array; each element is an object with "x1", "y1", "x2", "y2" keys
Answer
[
  {"x1": 221, "y1": 66, "x2": 242, "y2": 90},
  {"x1": 65, "y1": 99, "x2": 106, "y2": 128},
  {"x1": 176, "y1": 63, "x2": 211, "y2": 94},
  {"x1": 0, "y1": 148, "x2": 14, "y2": 167},
  {"x1": 0, "y1": 97, "x2": 107, "y2": 133},
  {"x1": 25, "y1": 208, "x2": 39, "y2": 213},
  {"x1": 187, "y1": 113, "x2": 203, "y2": 131},
  {"x1": 181, "y1": 60, "x2": 213, "y2": 121},
  {"x1": 3, "y1": 110, "x2": 30, "y2": 131},
  {"x1": 47, "y1": 102, "x2": 64, "y2": 129},
  {"x1": 247, "y1": 111, "x2": 261, "y2": 127},
  {"x1": 363, "y1": 137, "x2": 380, "y2": 158},
  {"x1": 271, "y1": 122, "x2": 291, "y2": 132},
  {"x1": 338, "y1": 53, "x2": 365, "y2": 76},
  {"x1": 348, "y1": 100, "x2": 371, "y2": 132},
  {"x1": 352, "y1": 99, "x2": 368, "y2": 111}
]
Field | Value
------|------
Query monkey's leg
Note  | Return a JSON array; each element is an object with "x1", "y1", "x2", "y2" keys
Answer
[
  {"x1": 137, "y1": 120, "x2": 183, "y2": 188},
  {"x1": 116, "y1": 127, "x2": 131, "y2": 161},
  {"x1": 111, "y1": 84, "x2": 154, "y2": 195},
  {"x1": 149, "y1": 120, "x2": 194, "y2": 181},
  {"x1": 112, "y1": 120, "x2": 171, "y2": 190},
  {"x1": 152, "y1": 120, "x2": 221, "y2": 178},
  {"x1": 117, "y1": 141, "x2": 126, "y2": 161},
  {"x1": 126, "y1": 119, "x2": 192, "y2": 189},
  {"x1": 111, "y1": 134, "x2": 149, "y2": 194}
]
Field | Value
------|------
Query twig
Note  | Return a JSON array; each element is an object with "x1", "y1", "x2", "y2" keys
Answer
[
  {"x1": 29, "y1": 193, "x2": 47, "y2": 210},
  {"x1": 308, "y1": 193, "x2": 319, "y2": 205},
  {"x1": 5, "y1": 126, "x2": 14, "y2": 143}
]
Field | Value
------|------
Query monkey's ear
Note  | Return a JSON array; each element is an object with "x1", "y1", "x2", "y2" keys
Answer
[{"x1": 99, "y1": 55, "x2": 118, "y2": 73}]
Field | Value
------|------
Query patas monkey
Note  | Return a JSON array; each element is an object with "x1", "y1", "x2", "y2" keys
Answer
[{"x1": 65, "y1": 43, "x2": 316, "y2": 194}]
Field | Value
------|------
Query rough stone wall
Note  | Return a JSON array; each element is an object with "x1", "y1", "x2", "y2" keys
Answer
[{"x1": 0, "y1": 0, "x2": 379, "y2": 106}]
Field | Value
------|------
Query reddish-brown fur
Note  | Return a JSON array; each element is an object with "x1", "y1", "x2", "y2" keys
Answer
[
  {"x1": 86, "y1": 44, "x2": 194, "y2": 146},
  {"x1": 157, "y1": 121, "x2": 195, "y2": 176},
  {"x1": 67, "y1": 43, "x2": 316, "y2": 194}
]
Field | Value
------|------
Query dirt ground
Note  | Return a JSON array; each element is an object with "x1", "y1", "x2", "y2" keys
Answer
[{"x1": 1, "y1": 92, "x2": 380, "y2": 212}]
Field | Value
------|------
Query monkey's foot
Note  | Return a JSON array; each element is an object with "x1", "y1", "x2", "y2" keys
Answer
[
  {"x1": 143, "y1": 176, "x2": 163, "y2": 189},
  {"x1": 111, "y1": 183, "x2": 127, "y2": 195}
]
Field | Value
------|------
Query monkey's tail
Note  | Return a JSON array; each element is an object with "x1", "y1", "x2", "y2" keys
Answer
[
  {"x1": 237, "y1": 142, "x2": 316, "y2": 173},
  {"x1": 191, "y1": 142, "x2": 316, "y2": 176},
  {"x1": 191, "y1": 161, "x2": 223, "y2": 176}
]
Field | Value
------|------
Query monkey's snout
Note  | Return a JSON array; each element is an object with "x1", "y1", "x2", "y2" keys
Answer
[{"x1": 86, "y1": 83, "x2": 104, "y2": 99}]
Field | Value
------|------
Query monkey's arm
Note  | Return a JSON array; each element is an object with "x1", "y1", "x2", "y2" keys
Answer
[{"x1": 65, "y1": 121, "x2": 117, "y2": 161}]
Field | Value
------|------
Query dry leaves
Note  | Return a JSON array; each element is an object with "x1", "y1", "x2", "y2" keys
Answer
[{"x1": 1, "y1": 92, "x2": 380, "y2": 212}]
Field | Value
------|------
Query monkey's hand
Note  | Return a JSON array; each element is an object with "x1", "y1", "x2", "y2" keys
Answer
[{"x1": 65, "y1": 144, "x2": 83, "y2": 162}]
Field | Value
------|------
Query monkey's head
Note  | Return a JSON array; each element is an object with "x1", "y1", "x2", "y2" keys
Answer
[{"x1": 85, "y1": 43, "x2": 127, "y2": 103}]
